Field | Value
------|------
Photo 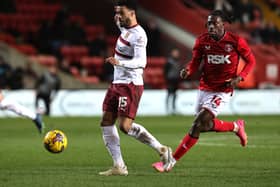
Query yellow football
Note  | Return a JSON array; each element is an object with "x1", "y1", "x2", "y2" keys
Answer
[{"x1": 43, "y1": 130, "x2": 68, "y2": 153}]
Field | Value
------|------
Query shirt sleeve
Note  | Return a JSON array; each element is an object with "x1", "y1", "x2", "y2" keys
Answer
[
  {"x1": 237, "y1": 37, "x2": 256, "y2": 80},
  {"x1": 186, "y1": 38, "x2": 203, "y2": 76},
  {"x1": 118, "y1": 34, "x2": 147, "y2": 69}
]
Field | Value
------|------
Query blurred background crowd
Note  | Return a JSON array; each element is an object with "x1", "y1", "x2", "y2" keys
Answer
[{"x1": 0, "y1": 0, "x2": 279, "y2": 90}]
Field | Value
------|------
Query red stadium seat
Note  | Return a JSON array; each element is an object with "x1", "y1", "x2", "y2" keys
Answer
[
  {"x1": 60, "y1": 45, "x2": 89, "y2": 62},
  {"x1": 13, "y1": 44, "x2": 37, "y2": 55},
  {"x1": 16, "y1": 4, "x2": 61, "y2": 21},
  {"x1": 70, "y1": 67, "x2": 80, "y2": 77},
  {"x1": 85, "y1": 25, "x2": 105, "y2": 41},
  {"x1": 29, "y1": 55, "x2": 58, "y2": 66},
  {"x1": 80, "y1": 56, "x2": 104, "y2": 76},
  {"x1": 69, "y1": 15, "x2": 86, "y2": 27},
  {"x1": 106, "y1": 35, "x2": 118, "y2": 48},
  {"x1": 0, "y1": 33, "x2": 16, "y2": 45},
  {"x1": 147, "y1": 57, "x2": 166, "y2": 68},
  {"x1": 144, "y1": 67, "x2": 166, "y2": 89}
]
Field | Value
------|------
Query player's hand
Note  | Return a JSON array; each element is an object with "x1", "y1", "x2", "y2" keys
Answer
[
  {"x1": 180, "y1": 68, "x2": 189, "y2": 79},
  {"x1": 114, "y1": 15, "x2": 120, "y2": 24},
  {"x1": 225, "y1": 76, "x2": 243, "y2": 87},
  {"x1": 105, "y1": 57, "x2": 119, "y2": 66}
]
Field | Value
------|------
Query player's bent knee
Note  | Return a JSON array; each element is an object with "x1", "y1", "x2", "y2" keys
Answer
[{"x1": 119, "y1": 124, "x2": 130, "y2": 134}]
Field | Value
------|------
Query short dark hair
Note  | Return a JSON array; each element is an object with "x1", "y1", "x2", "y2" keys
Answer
[
  {"x1": 114, "y1": 0, "x2": 138, "y2": 11},
  {"x1": 209, "y1": 10, "x2": 233, "y2": 24}
]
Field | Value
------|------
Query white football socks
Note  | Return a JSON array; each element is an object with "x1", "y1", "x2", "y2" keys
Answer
[
  {"x1": 101, "y1": 125, "x2": 125, "y2": 168},
  {"x1": 127, "y1": 122, "x2": 163, "y2": 154},
  {"x1": 0, "y1": 98, "x2": 36, "y2": 120}
]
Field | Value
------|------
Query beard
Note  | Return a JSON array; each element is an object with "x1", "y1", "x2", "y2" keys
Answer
[{"x1": 120, "y1": 18, "x2": 131, "y2": 28}]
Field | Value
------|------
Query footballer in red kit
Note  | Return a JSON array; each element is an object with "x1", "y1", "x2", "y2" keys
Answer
[
  {"x1": 189, "y1": 30, "x2": 255, "y2": 93},
  {"x1": 153, "y1": 10, "x2": 256, "y2": 172}
]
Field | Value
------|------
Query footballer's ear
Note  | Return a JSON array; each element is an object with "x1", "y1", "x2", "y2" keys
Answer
[{"x1": 130, "y1": 9, "x2": 135, "y2": 17}]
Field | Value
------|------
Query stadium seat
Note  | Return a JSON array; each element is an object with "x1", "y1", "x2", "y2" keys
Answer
[
  {"x1": 69, "y1": 15, "x2": 86, "y2": 27},
  {"x1": 144, "y1": 67, "x2": 166, "y2": 89},
  {"x1": 80, "y1": 56, "x2": 104, "y2": 76},
  {"x1": 60, "y1": 45, "x2": 89, "y2": 62},
  {"x1": 29, "y1": 55, "x2": 58, "y2": 66},
  {"x1": 13, "y1": 44, "x2": 37, "y2": 55},
  {"x1": 85, "y1": 25, "x2": 105, "y2": 41},
  {"x1": 147, "y1": 57, "x2": 166, "y2": 68},
  {"x1": 106, "y1": 35, "x2": 118, "y2": 48},
  {"x1": 70, "y1": 67, "x2": 80, "y2": 77},
  {"x1": 0, "y1": 33, "x2": 16, "y2": 45}
]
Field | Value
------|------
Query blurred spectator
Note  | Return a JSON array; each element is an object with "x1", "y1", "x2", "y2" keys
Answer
[
  {"x1": 215, "y1": 0, "x2": 234, "y2": 17},
  {"x1": 234, "y1": 0, "x2": 262, "y2": 25},
  {"x1": 0, "y1": 56, "x2": 12, "y2": 89},
  {"x1": 188, "y1": 0, "x2": 215, "y2": 9},
  {"x1": 22, "y1": 61, "x2": 38, "y2": 88},
  {"x1": 50, "y1": 7, "x2": 70, "y2": 56},
  {"x1": 59, "y1": 59, "x2": 72, "y2": 74},
  {"x1": 164, "y1": 48, "x2": 182, "y2": 115},
  {"x1": 88, "y1": 32, "x2": 108, "y2": 57},
  {"x1": 65, "y1": 21, "x2": 86, "y2": 45},
  {"x1": 35, "y1": 65, "x2": 61, "y2": 116},
  {"x1": 250, "y1": 21, "x2": 265, "y2": 44},
  {"x1": 9, "y1": 67, "x2": 24, "y2": 90},
  {"x1": 144, "y1": 18, "x2": 161, "y2": 56},
  {"x1": 261, "y1": 21, "x2": 280, "y2": 44},
  {"x1": 36, "y1": 21, "x2": 53, "y2": 54},
  {"x1": 24, "y1": 61, "x2": 37, "y2": 79},
  {"x1": 266, "y1": 0, "x2": 280, "y2": 16}
]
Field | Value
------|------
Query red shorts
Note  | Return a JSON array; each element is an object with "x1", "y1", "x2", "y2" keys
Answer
[{"x1": 102, "y1": 83, "x2": 144, "y2": 119}]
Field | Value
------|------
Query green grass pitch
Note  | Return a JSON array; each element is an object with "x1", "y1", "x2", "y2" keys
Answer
[{"x1": 0, "y1": 115, "x2": 279, "y2": 187}]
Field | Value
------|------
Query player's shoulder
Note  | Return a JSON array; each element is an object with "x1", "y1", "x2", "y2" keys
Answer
[
  {"x1": 129, "y1": 25, "x2": 146, "y2": 37},
  {"x1": 225, "y1": 31, "x2": 242, "y2": 42},
  {"x1": 197, "y1": 32, "x2": 209, "y2": 41},
  {"x1": 128, "y1": 25, "x2": 147, "y2": 44}
]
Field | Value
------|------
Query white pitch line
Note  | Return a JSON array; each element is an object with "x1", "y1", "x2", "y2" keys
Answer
[{"x1": 198, "y1": 142, "x2": 279, "y2": 149}]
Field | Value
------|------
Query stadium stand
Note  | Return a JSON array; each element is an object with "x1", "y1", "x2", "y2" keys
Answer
[
  {"x1": 0, "y1": 0, "x2": 279, "y2": 89},
  {"x1": 138, "y1": 0, "x2": 280, "y2": 88}
]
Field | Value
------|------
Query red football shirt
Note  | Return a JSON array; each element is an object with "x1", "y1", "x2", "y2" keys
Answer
[{"x1": 187, "y1": 31, "x2": 256, "y2": 92}]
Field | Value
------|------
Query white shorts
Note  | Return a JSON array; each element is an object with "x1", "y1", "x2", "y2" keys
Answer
[{"x1": 195, "y1": 90, "x2": 232, "y2": 117}]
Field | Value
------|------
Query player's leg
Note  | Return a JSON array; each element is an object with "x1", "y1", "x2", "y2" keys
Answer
[
  {"x1": 153, "y1": 91, "x2": 236, "y2": 172},
  {"x1": 155, "y1": 109, "x2": 213, "y2": 172},
  {"x1": 164, "y1": 92, "x2": 246, "y2": 171},
  {"x1": 0, "y1": 91, "x2": 44, "y2": 133},
  {"x1": 212, "y1": 117, "x2": 247, "y2": 146},
  {"x1": 119, "y1": 116, "x2": 173, "y2": 166},
  {"x1": 165, "y1": 91, "x2": 171, "y2": 114},
  {"x1": 44, "y1": 95, "x2": 51, "y2": 116},
  {"x1": 99, "y1": 85, "x2": 127, "y2": 176},
  {"x1": 172, "y1": 92, "x2": 177, "y2": 114},
  {"x1": 207, "y1": 92, "x2": 247, "y2": 146},
  {"x1": 99, "y1": 111, "x2": 128, "y2": 176},
  {"x1": 171, "y1": 81, "x2": 178, "y2": 114},
  {"x1": 117, "y1": 83, "x2": 173, "y2": 167}
]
